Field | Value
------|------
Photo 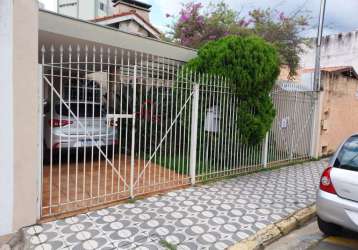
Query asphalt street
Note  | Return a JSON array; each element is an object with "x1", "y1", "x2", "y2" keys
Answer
[{"x1": 266, "y1": 218, "x2": 358, "y2": 250}]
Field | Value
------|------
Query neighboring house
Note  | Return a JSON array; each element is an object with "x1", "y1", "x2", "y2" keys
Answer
[
  {"x1": 299, "y1": 33, "x2": 358, "y2": 156},
  {"x1": 309, "y1": 66, "x2": 358, "y2": 156},
  {"x1": 93, "y1": 11, "x2": 160, "y2": 39},
  {"x1": 280, "y1": 31, "x2": 358, "y2": 81},
  {"x1": 57, "y1": 0, "x2": 115, "y2": 20},
  {"x1": 287, "y1": 66, "x2": 358, "y2": 157},
  {"x1": 278, "y1": 32, "x2": 358, "y2": 158},
  {"x1": 300, "y1": 31, "x2": 358, "y2": 73},
  {"x1": 57, "y1": 0, "x2": 160, "y2": 39}
]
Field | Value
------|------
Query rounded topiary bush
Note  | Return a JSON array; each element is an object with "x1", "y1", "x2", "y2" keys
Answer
[{"x1": 185, "y1": 35, "x2": 280, "y2": 144}]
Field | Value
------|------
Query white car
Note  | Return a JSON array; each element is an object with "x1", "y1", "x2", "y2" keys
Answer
[
  {"x1": 43, "y1": 101, "x2": 117, "y2": 158},
  {"x1": 317, "y1": 134, "x2": 358, "y2": 235}
]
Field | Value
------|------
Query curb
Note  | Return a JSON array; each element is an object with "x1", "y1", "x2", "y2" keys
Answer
[{"x1": 229, "y1": 204, "x2": 317, "y2": 250}]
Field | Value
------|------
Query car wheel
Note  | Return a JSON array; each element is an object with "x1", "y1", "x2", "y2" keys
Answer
[{"x1": 317, "y1": 216, "x2": 341, "y2": 236}]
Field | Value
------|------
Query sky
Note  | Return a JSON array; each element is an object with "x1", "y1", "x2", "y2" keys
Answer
[{"x1": 39, "y1": 0, "x2": 358, "y2": 37}]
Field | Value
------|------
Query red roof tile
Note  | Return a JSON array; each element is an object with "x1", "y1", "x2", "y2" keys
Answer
[{"x1": 302, "y1": 66, "x2": 358, "y2": 79}]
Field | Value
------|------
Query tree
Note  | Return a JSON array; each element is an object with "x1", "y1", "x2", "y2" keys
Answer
[
  {"x1": 185, "y1": 35, "x2": 280, "y2": 144},
  {"x1": 167, "y1": 1, "x2": 309, "y2": 76},
  {"x1": 168, "y1": 2, "x2": 249, "y2": 48},
  {"x1": 249, "y1": 9, "x2": 309, "y2": 77}
]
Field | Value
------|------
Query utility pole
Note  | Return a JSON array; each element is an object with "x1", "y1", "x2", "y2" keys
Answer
[
  {"x1": 313, "y1": 0, "x2": 327, "y2": 91},
  {"x1": 311, "y1": 0, "x2": 327, "y2": 158}
]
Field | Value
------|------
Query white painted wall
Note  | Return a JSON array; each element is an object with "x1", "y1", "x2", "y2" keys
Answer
[
  {"x1": 58, "y1": 0, "x2": 114, "y2": 20},
  {"x1": 301, "y1": 31, "x2": 358, "y2": 71},
  {"x1": 0, "y1": 0, "x2": 39, "y2": 236},
  {"x1": 58, "y1": 0, "x2": 78, "y2": 17},
  {"x1": 0, "y1": 0, "x2": 14, "y2": 236}
]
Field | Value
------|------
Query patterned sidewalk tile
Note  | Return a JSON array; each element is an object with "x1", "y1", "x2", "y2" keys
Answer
[{"x1": 23, "y1": 160, "x2": 326, "y2": 250}]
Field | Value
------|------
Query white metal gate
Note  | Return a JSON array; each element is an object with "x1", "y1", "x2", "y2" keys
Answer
[
  {"x1": 39, "y1": 45, "x2": 197, "y2": 218},
  {"x1": 268, "y1": 85, "x2": 317, "y2": 165},
  {"x1": 39, "y1": 45, "x2": 318, "y2": 219}
]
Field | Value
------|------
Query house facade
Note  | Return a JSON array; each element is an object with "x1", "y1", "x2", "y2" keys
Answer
[{"x1": 0, "y1": 0, "x2": 196, "y2": 236}]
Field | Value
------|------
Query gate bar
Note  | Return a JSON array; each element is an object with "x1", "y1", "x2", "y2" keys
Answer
[
  {"x1": 189, "y1": 83, "x2": 199, "y2": 185},
  {"x1": 130, "y1": 65, "x2": 137, "y2": 198}
]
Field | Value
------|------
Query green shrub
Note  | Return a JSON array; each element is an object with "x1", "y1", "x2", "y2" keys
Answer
[{"x1": 185, "y1": 35, "x2": 280, "y2": 144}]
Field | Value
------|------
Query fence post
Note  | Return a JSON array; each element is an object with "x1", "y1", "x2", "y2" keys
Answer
[
  {"x1": 262, "y1": 132, "x2": 269, "y2": 168},
  {"x1": 289, "y1": 92, "x2": 298, "y2": 159},
  {"x1": 310, "y1": 91, "x2": 322, "y2": 158},
  {"x1": 130, "y1": 65, "x2": 137, "y2": 199},
  {"x1": 37, "y1": 65, "x2": 44, "y2": 220},
  {"x1": 189, "y1": 84, "x2": 199, "y2": 185}
]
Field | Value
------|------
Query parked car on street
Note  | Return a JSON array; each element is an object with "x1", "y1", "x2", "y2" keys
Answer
[
  {"x1": 317, "y1": 134, "x2": 358, "y2": 235},
  {"x1": 43, "y1": 101, "x2": 117, "y2": 157}
]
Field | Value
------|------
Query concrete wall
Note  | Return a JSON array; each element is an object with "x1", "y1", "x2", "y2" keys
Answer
[
  {"x1": 0, "y1": 0, "x2": 14, "y2": 237},
  {"x1": 0, "y1": 0, "x2": 39, "y2": 236},
  {"x1": 319, "y1": 73, "x2": 358, "y2": 155},
  {"x1": 301, "y1": 31, "x2": 358, "y2": 71}
]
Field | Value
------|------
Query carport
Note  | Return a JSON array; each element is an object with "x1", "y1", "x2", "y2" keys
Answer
[{"x1": 38, "y1": 10, "x2": 197, "y2": 219}]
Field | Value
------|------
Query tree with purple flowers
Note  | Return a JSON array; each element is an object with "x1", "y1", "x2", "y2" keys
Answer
[
  {"x1": 168, "y1": 2, "x2": 250, "y2": 48},
  {"x1": 167, "y1": 1, "x2": 309, "y2": 76}
]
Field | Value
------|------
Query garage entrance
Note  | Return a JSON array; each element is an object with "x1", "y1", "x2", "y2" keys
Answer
[{"x1": 39, "y1": 45, "x2": 192, "y2": 218}]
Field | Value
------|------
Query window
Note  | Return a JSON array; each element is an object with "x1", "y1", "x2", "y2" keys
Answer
[
  {"x1": 55, "y1": 103, "x2": 105, "y2": 118},
  {"x1": 334, "y1": 135, "x2": 358, "y2": 171},
  {"x1": 63, "y1": 80, "x2": 101, "y2": 103}
]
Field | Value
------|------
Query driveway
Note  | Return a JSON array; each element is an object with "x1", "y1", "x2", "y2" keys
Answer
[{"x1": 23, "y1": 160, "x2": 326, "y2": 250}]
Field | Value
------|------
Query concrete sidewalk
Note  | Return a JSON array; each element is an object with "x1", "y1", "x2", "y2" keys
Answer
[{"x1": 21, "y1": 160, "x2": 326, "y2": 250}]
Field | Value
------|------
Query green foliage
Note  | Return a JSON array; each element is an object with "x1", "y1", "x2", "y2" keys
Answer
[
  {"x1": 159, "y1": 240, "x2": 177, "y2": 250},
  {"x1": 185, "y1": 35, "x2": 280, "y2": 144}
]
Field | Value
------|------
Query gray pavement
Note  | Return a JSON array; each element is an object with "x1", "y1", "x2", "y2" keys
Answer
[{"x1": 22, "y1": 160, "x2": 325, "y2": 250}]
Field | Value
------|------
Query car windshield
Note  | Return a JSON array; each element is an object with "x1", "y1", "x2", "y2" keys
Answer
[
  {"x1": 55, "y1": 103, "x2": 105, "y2": 118},
  {"x1": 334, "y1": 135, "x2": 358, "y2": 171}
]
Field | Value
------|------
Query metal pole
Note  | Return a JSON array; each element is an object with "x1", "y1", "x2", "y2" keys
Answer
[
  {"x1": 311, "y1": 0, "x2": 326, "y2": 158},
  {"x1": 37, "y1": 64, "x2": 44, "y2": 219},
  {"x1": 189, "y1": 84, "x2": 199, "y2": 185},
  {"x1": 262, "y1": 132, "x2": 269, "y2": 168},
  {"x1": 289, "y1": 92, "x2": 298, "y2": 160},
  {"x1": 313, "y1": 0, "x2": 327, "y2": 91},
  {"x1": 130, "y1": 65, "x2": 137, "y2": 198}
]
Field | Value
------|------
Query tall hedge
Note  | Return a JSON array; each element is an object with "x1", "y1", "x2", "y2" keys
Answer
[{"x1": 186, "y1": 35, "x2": 280, "y2": 144}]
